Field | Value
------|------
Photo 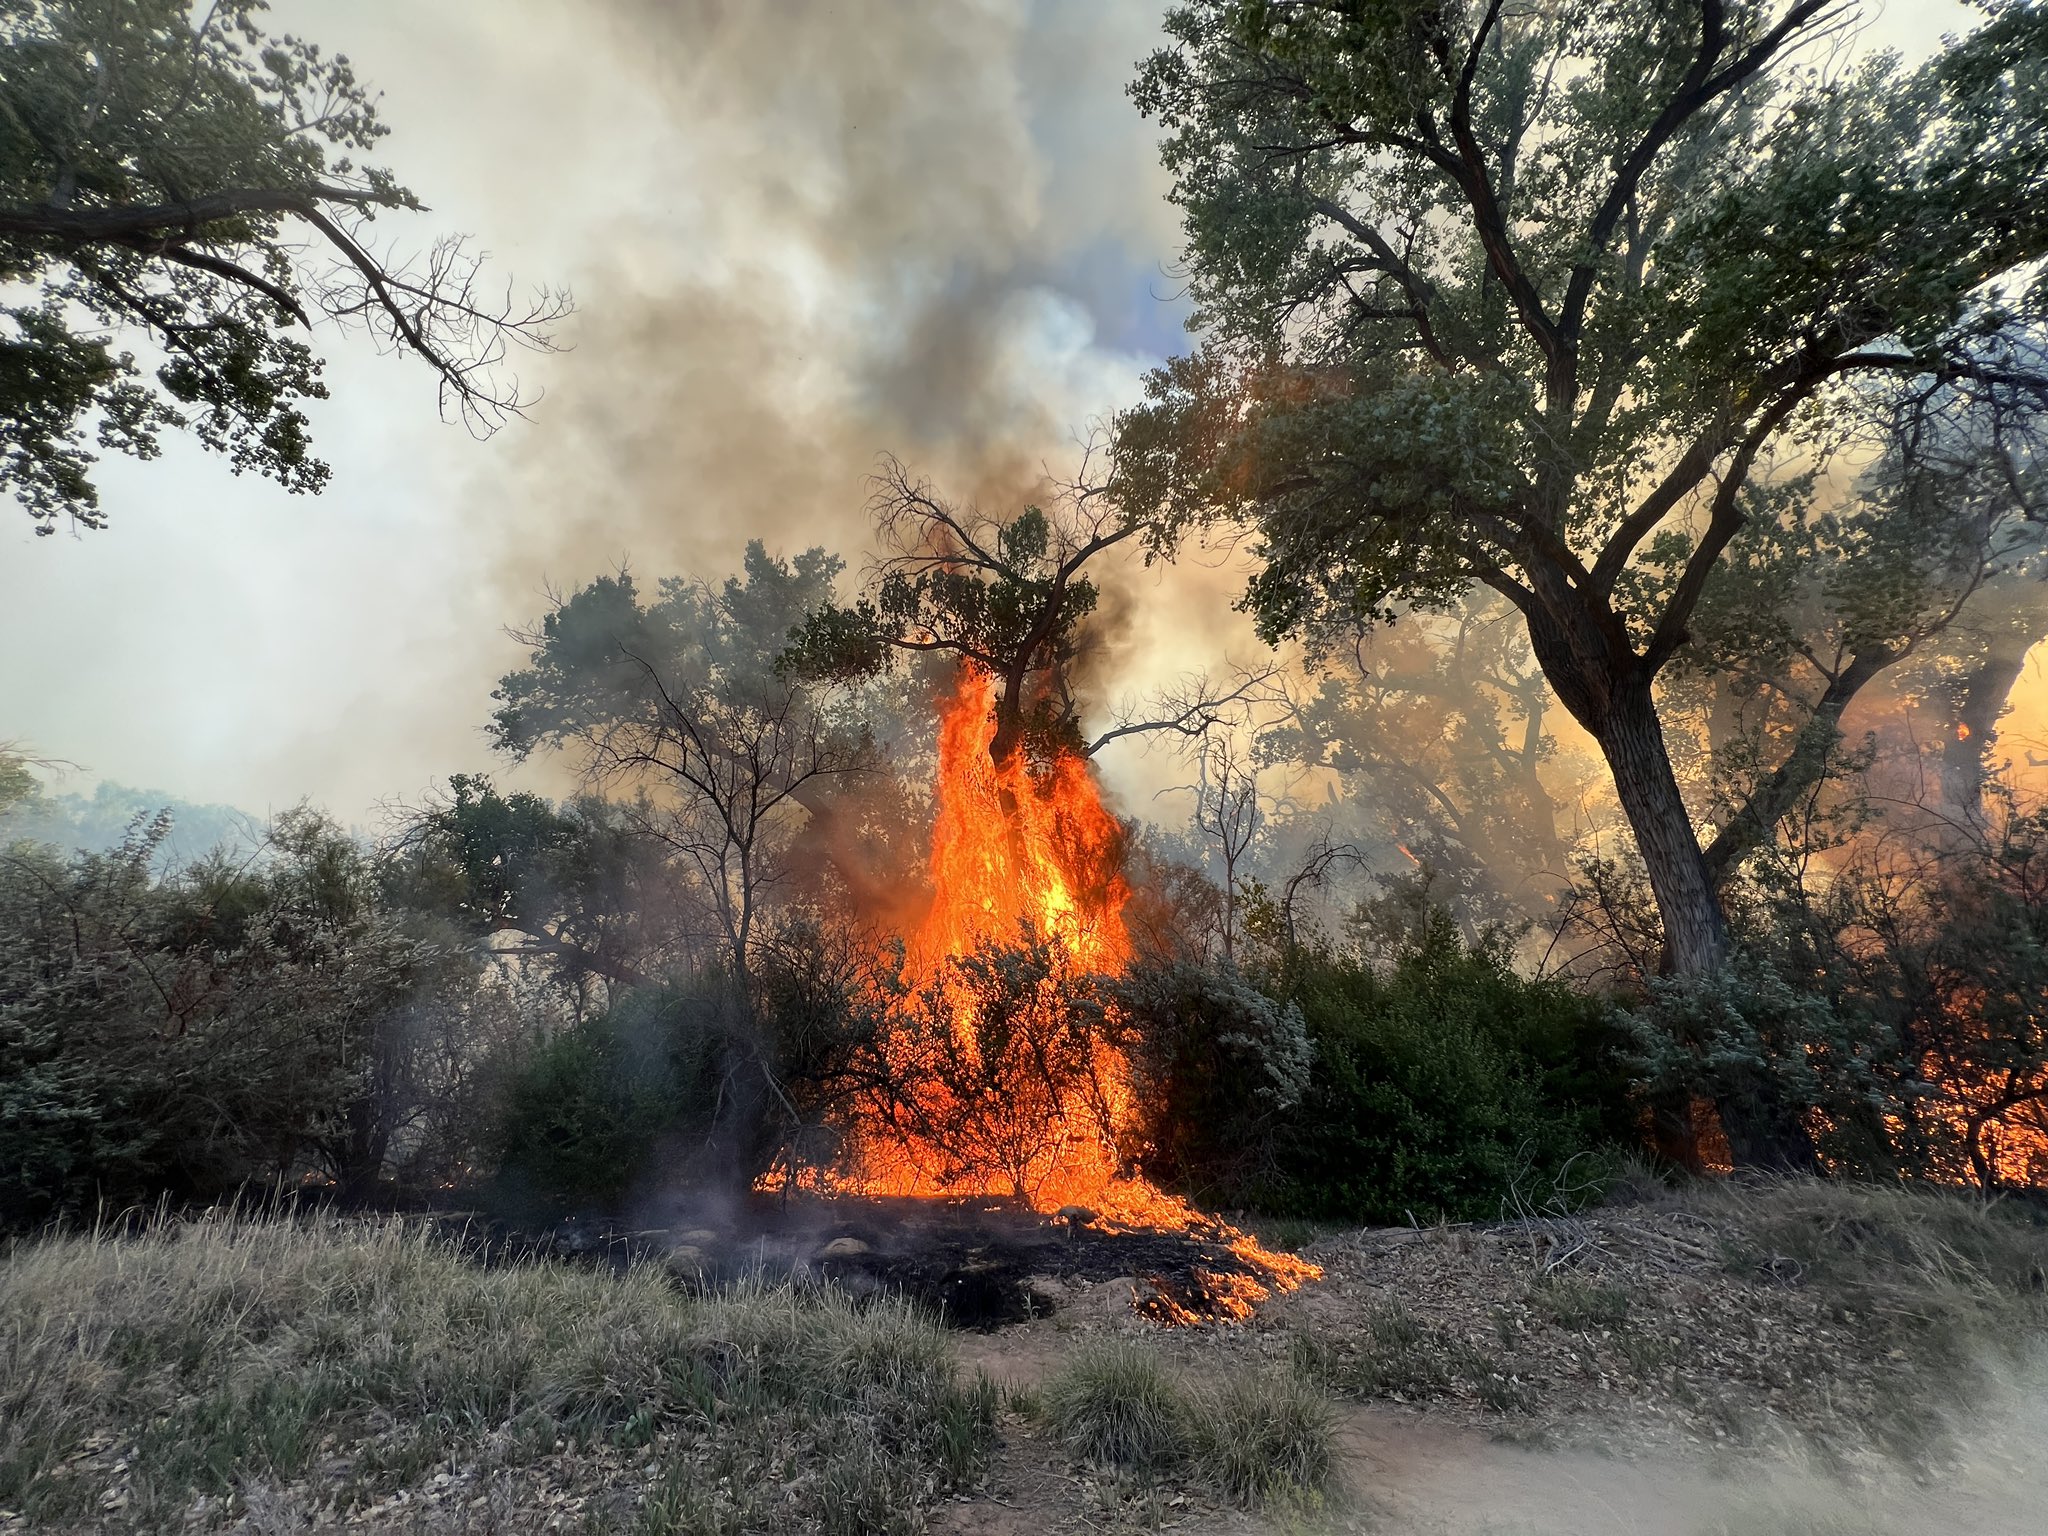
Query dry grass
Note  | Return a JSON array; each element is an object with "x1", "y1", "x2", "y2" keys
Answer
[
  {"x1": 1291, "y1": 1297, "x2": 1535, "y2": 1413},
  {"x1": 1267, "y1": 1176, "x2": 2048, "y2": 1467},
  {"x1": 0, "y1": 1213, "x2": 995, "y2": 1533},
  {"x1": 1036, "y1": 1334, "x2": 1334, "y2": 1509}
]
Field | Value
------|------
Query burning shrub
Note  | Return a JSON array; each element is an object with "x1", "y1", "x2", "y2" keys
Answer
[
  {"x1": 861, "y1": 935, "x2": 1125, "y2": 1203},
  {"x1": 1115, "y1": 955, "x2": 1311, "y2": 1203},
  {"x1": 1266, "y1": 908, "x2": 1631, "y2": 1223},
  {"x1": 1618, "y1": 956, "x2": 1891, "y2": 1175},
  {"x1": 1617, "y1": 791, "x2": 2048, "y2": 1189}
]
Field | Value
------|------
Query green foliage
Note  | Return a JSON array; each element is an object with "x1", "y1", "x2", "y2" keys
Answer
[
  {"x1": 0, "y1": 0, "x2": 562, "y2": 531},
  {"x1": 489, "y1": 977, "x2": 768, "y2": 1213},
  {"x1": 1120, "y1": 0, "x2": 2048, "y2": 988},
  {"x1": 489, "y1": 1015, "x2": 675, "y2": 1211},
  {"x1": 1124, "y1": 3, "x2": 2048, "y2": 642},
  {"x1": 398, "y1": 773, "x2": 673, "y2": 992},
  {"x1": 492, "y1": 544, "x2": 873, "y2": 974},
  {"x1": 1619, "y1": 954, "x2": 1883, "y2": 1173},
  {"x1": 0, "y1": 751, "x2": 36, "y2": 816},
  {"x1": 1265, "y1": 908, "x2": 1630, "y2": 1223},
  {"x1": 493, "y1": 544, "x2": 848, "y2": 757},
  {"x1": 489, "y1": 931, "x2": 892, "y2": 1212},
  {"x1": 1115, "y1": 954, "x2": 1310, "y2": 1202},
  {"x1": 0, "y1": 807, "x2": 518, "y2": 1226}
]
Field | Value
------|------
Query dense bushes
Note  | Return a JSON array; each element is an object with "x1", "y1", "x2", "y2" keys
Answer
[
  {"x1": 0, "y1": 812, "x2": 522, "y2": 1226},
  {"x1": 1118, "y1": 956, "x2": 1311, "y2": 1202},
  {"x1": 1253, "y1": 909, "x2": 1632, "y2": 1224},
  {"x1": 488, "y1": 928, "x2": 890, "y2": 1214},
  {"x1": 1620, "y1": 798, "x2": 2048, "y2": 1186},
  {"x1": 489, "y1": 978, "x2": 772, "y2": 1213}
]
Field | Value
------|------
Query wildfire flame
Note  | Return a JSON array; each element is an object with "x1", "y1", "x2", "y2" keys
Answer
[{"x1": 819, "y1": 666, "x2": 1317, "y2": 1316}]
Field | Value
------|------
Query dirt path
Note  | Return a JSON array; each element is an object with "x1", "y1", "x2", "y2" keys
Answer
[{"x1": 941, "y1": 1302, "x2": 2047, "y2": 1536}]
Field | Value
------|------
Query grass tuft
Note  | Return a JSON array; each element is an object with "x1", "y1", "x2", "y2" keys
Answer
[
  {"x1": 1040, "y1": 1337, "x2": 1195, "y2": 1474},
  {"x1": 1039, "y1": 1336, "x2": 1335, "y2": 1508},
  {"x1": 1198, "y1": 1369, "x2": 1334, "y2": 1504},
  {"x1": 1530, "y1": 1274, "x2": 1631, "y2": 1330}
]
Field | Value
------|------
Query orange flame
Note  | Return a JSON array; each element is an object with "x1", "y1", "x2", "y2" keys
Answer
[
  {"x1": 814, "y1": 666, "x2": 1317, "y2": 1314},
  {"x1": 909, "y1": 668, "x2": 1133, "y2": 986}
]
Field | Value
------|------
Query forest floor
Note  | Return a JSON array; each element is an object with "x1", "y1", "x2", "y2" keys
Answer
[{"x1": 4, "y1": 1180, "x2": 2045, "y2": 1534}]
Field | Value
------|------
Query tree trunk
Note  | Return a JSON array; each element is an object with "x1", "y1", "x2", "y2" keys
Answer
[
  {"x1": 1596, "y1": 682, "x2": 1822, "y2": 1172},
  {"x1": 1592, "y1": 679, "x2": 1729, "y2": 978},
  {"x1": 1942, "y1": 630, "x2": 2033, "y2": 823}
]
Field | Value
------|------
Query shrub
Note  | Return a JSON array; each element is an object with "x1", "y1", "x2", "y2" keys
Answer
[
  {"x1": 488, "y1": 1016, "x2": 672, "y2": 1210},
  {"x1": 0, "y1": 812, "x2": 515, "y2": 1226},
  {"x1": 1117, "y1": 956, "x2": 1311, "y2": 1203},
  {"x1": 1265, "y1": 909, "x2": 1631, "y2": 1224}
]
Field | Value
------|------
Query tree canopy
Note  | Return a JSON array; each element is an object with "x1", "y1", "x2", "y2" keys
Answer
[
  {"x1": 492, "y1": 544, "x2": 875, "y2": 973},
  {"x1": 0, "y1": 0, "x2": 568, "y2": 533},
  {"x1": 1118, "y1": 0, "x2": 2048, "y2": 985}
]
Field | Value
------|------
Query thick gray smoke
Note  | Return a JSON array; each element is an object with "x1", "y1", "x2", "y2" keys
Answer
[
  {"x1": 499, "y1": 0, "x2": 1186, "y2": 589},
  {"x1": 0, "y1": 0, "x2": 1199, "y2": 821}
]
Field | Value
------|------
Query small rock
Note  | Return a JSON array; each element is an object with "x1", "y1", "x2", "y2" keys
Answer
[
  {"x1": 1026, "y1": 1276, "x2": 1066, "y2": 1313},
  {"x1": 817, "y1": 1236, "x2": 870, "y2": 1260}
]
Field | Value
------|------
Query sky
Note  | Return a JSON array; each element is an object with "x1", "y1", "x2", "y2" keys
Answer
[{"x1": 0, "y1": 0, "x2": 1982, "y2": 831}]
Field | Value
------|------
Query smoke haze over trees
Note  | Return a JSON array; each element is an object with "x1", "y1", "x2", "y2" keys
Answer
[{"x1": 8, "y1": 0, "x2": 2048, "y2": 1214}]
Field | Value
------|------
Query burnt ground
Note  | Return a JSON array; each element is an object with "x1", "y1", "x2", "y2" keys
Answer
[{"x1": 441, "y1": 1194, "x2": 1287, "y2": 1328}]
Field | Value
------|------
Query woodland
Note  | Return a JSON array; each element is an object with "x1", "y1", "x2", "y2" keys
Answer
[{"x1": 5, "y1": 2, "x2": 2048, "y2": 1530}]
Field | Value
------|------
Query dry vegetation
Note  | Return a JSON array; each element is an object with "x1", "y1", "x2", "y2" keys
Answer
[
  {"x1": 1260, "y1": 1175, "x2": 2048, "y2": 1469},
  {"x1": 5, "y1": 1180, "x2": 2047, "y2": 1535},
  {"x1": 0, "y1": 1217, "x2": 996, "y2": 1534}
]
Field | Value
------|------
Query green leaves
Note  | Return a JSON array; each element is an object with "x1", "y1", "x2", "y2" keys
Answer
[{"x1": 0, "y1": 0, "x2": 563, "y2": 531}]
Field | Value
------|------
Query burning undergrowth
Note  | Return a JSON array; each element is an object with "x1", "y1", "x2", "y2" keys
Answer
[
  {"x1": 475, "y1": 1196, "x2": 1306, "y2": 1331},
  {"x1": 753, "y1": 665, "x2": 1317, "y2": 1322}
]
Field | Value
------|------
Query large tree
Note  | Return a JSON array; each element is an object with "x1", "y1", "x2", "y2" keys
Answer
[
  {"x1": 1117, "y1": 0, "x2": 2048, "y2": 981},
  {"x1": 1, "y1": 0, "x2": 568, "y2": 533},
  {"x1": 491, "y1": 545, "x2": 876, "y2": 977}
]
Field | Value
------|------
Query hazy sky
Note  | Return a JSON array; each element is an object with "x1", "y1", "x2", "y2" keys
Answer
[{"x1": 0, "y1": 0, "x2": 1978, "y2": 829}]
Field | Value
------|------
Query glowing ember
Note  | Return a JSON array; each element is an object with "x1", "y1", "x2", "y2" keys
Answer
[{"x1": 798, "y1": 665, "x2": 1317, "y2": 1316}]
